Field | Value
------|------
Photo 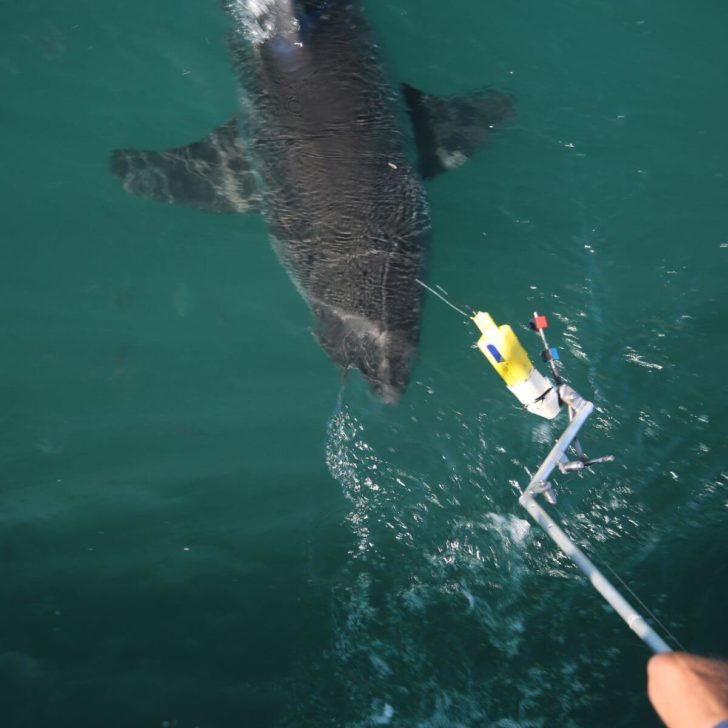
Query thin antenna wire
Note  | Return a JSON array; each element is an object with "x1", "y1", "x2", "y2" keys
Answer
[
  {"x1": 603, "y1": 562, "x2": 688, "y2": 652},
  {"x1": 416, "y1": 279, "x2": 471, "y2": 319},
  {"x1": 569, "y1": 525, "x2": 687, "y2": 651}
]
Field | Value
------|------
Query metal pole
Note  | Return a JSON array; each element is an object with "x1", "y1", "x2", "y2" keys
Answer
[
  {"x1": 526, "y1": 400, "x2": 594, "y2": 488},
  {"x1": 518, "y1": 395, "x2": 672, "y2": 654},
  {"x1": 519, "y1": 493, "x2": 672, "y2": 654}
]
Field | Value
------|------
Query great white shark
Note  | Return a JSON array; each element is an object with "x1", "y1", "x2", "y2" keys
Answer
[{"x1": 111, "y1": 0, "x2": 512, "y2": 402}]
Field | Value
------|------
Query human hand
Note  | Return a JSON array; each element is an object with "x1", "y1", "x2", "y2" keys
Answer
[{"x1": 647, "y1": 652, "x2": 728, "y2": 728}]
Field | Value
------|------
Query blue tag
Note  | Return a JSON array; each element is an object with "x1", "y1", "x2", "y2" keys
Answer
[{"x1": 487, "y1": 344, "x2": 504, "y2": 363}]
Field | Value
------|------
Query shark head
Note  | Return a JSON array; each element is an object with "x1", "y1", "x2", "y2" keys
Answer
[
  {"x1": 228, "y1": 0, "x2": 339, "y2": 43},
  {"x1": 227, "y1": 0, "x2": 299, "y2": 43},
  {"x1": 313, "y1": 304, "x2": 417, "y2": 404}
]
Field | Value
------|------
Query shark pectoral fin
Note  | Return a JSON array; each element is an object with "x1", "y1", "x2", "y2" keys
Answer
[
  {"x1": 402, "y1": 83, "x2": 515, "y2": 180},
  {"x1": 110, "y1": 118, "x2": 261, "y2": 214}
]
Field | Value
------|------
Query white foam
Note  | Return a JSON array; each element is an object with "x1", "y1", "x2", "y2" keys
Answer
[
  {"x1": 485, "y1": 513, "x2": 531, "y2": 546},
  {"x1": 228, "y1": 0, "x2": 300, "y2": 44},
  {"x1": 371, "y1": 702, "x2": 395, "y2": 725}
]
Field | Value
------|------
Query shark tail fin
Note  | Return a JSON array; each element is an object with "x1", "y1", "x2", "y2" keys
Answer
[
  {"x1": 402, "y1": 83, "x2": 515, "y2": 180},
  {"x1": 110, "y1": 118, "x2": 261, "y2": 214}
]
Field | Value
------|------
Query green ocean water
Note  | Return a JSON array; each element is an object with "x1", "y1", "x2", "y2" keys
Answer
[{"x1": 1, "y1": 0, "x2": 727, "y2": 726}]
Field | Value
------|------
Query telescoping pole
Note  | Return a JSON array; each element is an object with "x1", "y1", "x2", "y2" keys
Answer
[{"x1": 518, "y1": 399, "x2": 672, "y2": 654}]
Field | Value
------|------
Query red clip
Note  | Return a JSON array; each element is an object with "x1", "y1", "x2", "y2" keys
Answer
[{"x1": 531, "y1": 315, "x2": 549, "y2": 331}]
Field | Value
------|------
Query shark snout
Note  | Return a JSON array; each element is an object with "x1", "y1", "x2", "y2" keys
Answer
[{"x1": 314, "y1": 306, "x2": 415, "y2": 404}]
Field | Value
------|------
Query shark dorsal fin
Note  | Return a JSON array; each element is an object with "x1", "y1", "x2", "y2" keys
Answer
[{"x1": 402, "y1": 84, "x2": 515, "y2": 180}]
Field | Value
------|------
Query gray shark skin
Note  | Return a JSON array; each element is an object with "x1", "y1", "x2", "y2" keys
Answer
[{"x1": 111, "y1": 0, "x2": 513, "y2": 403}]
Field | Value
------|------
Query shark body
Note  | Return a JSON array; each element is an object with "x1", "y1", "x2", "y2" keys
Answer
[{"x1": 111, "y1": 0, "x2": 512, "y2": 401}]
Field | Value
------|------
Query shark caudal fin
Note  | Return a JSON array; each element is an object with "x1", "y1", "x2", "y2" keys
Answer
[
  {"x1": 402, "y1": 84, "x2": 514, "y2": 180},
  {"x1": 110, "y1": 118, "x2": 261, "y2": 214}
]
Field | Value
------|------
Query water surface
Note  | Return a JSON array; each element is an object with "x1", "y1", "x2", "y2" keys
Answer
[{"x1": 1, "y1": 1, "x2": 727, "y2": 726}]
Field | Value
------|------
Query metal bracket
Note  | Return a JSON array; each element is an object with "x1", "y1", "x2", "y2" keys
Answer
[
  {"x1": 530, "y1": 480, "x2": 558, "y2": 505},
  {"x1": 558, "y1": 454, "x2": 616, "y2": 473},
  {"x1": 516, "y1": 388, "x2": 668, "y2": 652},
  {"x1": 515, "y1": 312, "x2": 671, "y2": 653}
]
